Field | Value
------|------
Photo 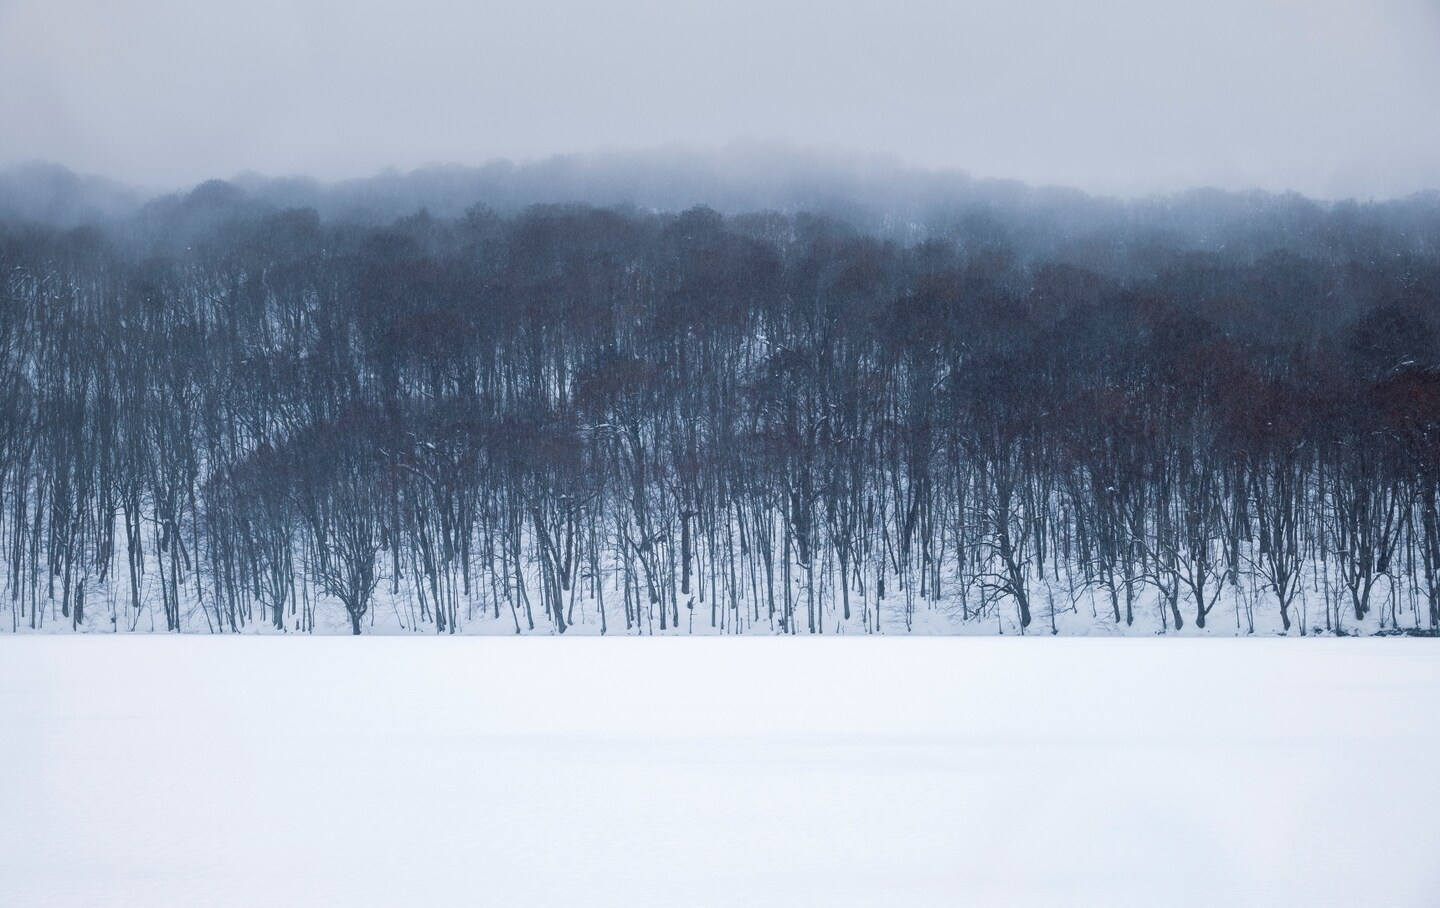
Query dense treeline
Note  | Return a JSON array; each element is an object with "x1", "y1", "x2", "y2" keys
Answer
[{"x1": 3, "y1": 180, "x2": 1440, "y2": 633}]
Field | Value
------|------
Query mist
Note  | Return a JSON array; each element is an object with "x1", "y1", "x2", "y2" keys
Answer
[{"x1": 2, "y1": 0, "x2": 1439, "y2": 200}]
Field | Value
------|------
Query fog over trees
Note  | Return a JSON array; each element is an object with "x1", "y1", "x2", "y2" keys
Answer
[{"x1": 3, "y1": 158, "x2": 1440, "y2": 634}]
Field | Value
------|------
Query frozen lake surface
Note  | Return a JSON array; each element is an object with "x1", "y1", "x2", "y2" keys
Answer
[{"x1": 3, "y1": 638, "x2": 1438, "y2": 907}]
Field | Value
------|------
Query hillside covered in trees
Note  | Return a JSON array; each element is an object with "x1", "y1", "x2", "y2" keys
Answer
[{"x1": 4, "y1": 166, "x2": 1440, "y2": 634}]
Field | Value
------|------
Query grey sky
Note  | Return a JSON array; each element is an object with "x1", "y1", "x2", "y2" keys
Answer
[{"x1": 2, "y1": 0, "x2": 1438, "y2": 199}]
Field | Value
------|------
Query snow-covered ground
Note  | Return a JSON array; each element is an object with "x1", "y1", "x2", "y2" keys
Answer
[
  {"x1": 3, "y1": 638, "x2": 1438, "y2": 907},
  {"x1": 9, "y1": 568, "x2": 1425, "y2": 635}
]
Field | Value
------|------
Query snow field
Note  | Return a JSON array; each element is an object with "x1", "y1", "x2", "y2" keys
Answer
[{"x1": 2, "y1": 638, "x2": 1437, "y2": 906}]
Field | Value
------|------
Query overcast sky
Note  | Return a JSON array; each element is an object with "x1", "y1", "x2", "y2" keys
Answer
[{"x1": 1, "y1": 0, "x2": 1438, "y2": 199}]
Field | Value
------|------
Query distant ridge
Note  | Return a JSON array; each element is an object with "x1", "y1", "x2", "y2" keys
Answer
[
  {"x1": 3, "y1": 147, "x2": 1439, "y2": 263},
  {"x1": 0, "y1": 161, "x2": 145, "y2": 227}
]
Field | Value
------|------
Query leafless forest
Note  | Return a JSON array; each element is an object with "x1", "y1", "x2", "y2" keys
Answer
[{"x1": 3, "y1": 166, "x2": 1440, "y2": 634}]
